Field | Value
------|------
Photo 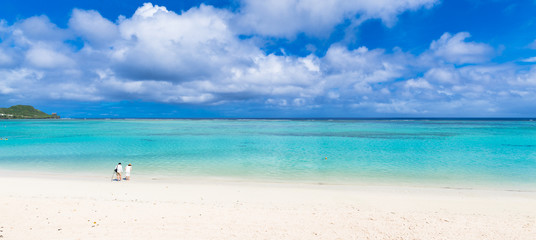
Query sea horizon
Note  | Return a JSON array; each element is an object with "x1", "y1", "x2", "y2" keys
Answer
[{"x1": 13, "y1": 117, "x2": 536, "y2": 121}]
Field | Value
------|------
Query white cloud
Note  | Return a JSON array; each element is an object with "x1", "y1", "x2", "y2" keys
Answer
[
  {"x1": 324, "y1": 46, "x2": 407, "y2": 82},
  {"x1": 429, "y1": 32, "x2": 494, "y2": 64},
  {"x1": 405, "y1": 78, "x2": 433, "y2": 89},
  {"x1": 133, "y1": 2, "x2": 170, "y2": 18},
  {"x1": 423, "y1": 67, "x2": 460, "y2": 84},
  {"x1": 69, "y1": 9, "x2": 119, "y2": 48},
  {"x1": 0, "y1": 15, "x2": 75, "y2": 71},
  {"x1": 13, "y1": 16, "x2": 70, "y2": 44},
  {"x1": 521, "y1": 56, "x2": 536, "y2": 63},
  {"x1": 112, "y1": 3, "x2": 246, "y2": 82},
  {"x1": 25, "y1": 46, "x2": 74, "y2": 69},
  {"x1": 320, "y1": 45, "x2": 407, "y2": 101},
  {"x1": 236, "y1": 0, "x2": 438, "y2": 37},
  {"x1": 0, "y1": 48, "x2": 13, "y2": 65},
  {"x1": 0, "y1": 68, "x2": 43, "y2": 96},
  {"x1": 510, "y1": 66, "x2": 536, "y2": 86}
]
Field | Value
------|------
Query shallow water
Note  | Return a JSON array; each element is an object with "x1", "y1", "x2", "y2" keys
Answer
[{"x1": 1, "y1": 119, "x2": 535, "y2": 190}]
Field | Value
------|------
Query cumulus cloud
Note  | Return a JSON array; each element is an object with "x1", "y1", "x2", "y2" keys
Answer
[
  {"x1": 69, "y1": 9, "x2": 119, "y2": 48},
  {"x1": 423, "y1": 67, "x2": 460, "y2": 84},
  {"x1": 12, "y1": 16, "x2": 70, "y2": 43},
  {"x1": 5, "y1": 2, "x2": 433, "y2": 107},
  {"x1": 25, "y1": 46, "x2": 74, "y2": 68},
  {"x1": 323, "y1": 45, "x2": 406, "y2": 83},
  {"x1": 0, "y1": 15, "x2": 74, "y2": 69},
  {"x1": 0, "y1": 69, "x2": 38, "y2": 94},
  {"x1": 1, "y1": 2, "x2": 536, "y2": 116},
  {"x1": 236, "y1": 0, "x2": 438, "y2": 37},
  {"x1": 317, "y1": 45, "x2": 409, "y2": 105},
  {"x1": 428, "y1": 32, "x2": 494, "y2": 64},
  {"x1": 112, "y1": 3, "x2": 247, "y2": 82}
]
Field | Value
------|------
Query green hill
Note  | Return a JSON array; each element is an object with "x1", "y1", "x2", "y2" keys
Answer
[{"x1": 0, "y1": 105, "x2": 60, "y2": 119}]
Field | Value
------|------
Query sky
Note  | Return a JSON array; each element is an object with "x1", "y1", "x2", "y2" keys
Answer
[{"x1": 1, "y1": 0, "x2": 536, "y2": 118}]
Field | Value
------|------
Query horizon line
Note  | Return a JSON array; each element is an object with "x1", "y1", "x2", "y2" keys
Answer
[{"x1": 12, "y1": 117, "x2": 536, "y2": 121}]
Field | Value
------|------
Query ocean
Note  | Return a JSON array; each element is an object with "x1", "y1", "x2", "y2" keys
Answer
[{"x1": 1, "y1": 119, "x2": 535, "y2": 190}]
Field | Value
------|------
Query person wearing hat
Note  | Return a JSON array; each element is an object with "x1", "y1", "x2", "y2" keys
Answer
[
  {"x1": 125, "y1": 163, "x2": 132, "y2": 180},
  {"x1": 114, "y1": 163, "x2": 123, "y2": 181}
]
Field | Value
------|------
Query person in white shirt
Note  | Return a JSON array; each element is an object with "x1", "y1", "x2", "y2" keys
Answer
[
  {"x1": 125, "y1": 163, "x2": 132, "y2": 180},
  {"x1": 114, "y1": 163, "x2": 123, "y2": 181}
]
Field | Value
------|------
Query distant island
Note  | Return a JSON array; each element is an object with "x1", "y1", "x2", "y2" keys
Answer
[{"x1": 0, "y1": 105, "x2": 60, "y2": 119}]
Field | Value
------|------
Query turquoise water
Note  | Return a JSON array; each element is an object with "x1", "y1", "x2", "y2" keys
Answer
[{"x1": 0, "y1": 119, "x2": 535, "y2": 189}]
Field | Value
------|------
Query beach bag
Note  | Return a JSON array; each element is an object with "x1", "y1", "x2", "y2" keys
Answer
[{"x1": 114, "y1": 168, "x2": 117, "y2": 173}]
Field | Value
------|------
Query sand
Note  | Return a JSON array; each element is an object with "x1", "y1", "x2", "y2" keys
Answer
[{"x1": 0, "y1": 174, "x2": 535, "y2": 240}]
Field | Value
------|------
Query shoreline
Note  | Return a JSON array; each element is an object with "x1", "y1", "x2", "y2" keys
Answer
[
  {"x1": 1, "y1": 168, "x2": 534, "y2": 193},
  {"x1": 1, "y1": 174, "x2": 535, "y2": 239}
]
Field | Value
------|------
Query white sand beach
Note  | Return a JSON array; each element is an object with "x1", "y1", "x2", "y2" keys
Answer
[{"x1": 0, "y1": 173, "x2": 535, "y2": 240}]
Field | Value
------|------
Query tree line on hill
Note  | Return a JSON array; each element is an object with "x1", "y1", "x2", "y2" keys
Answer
[{"x1": 0, "y1": 105, "x2": 60, "y2": 119}]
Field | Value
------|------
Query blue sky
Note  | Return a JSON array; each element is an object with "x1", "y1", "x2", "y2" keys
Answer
[{"x1": 1, "y1": 0, "x2": 536, "y2": 118}]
